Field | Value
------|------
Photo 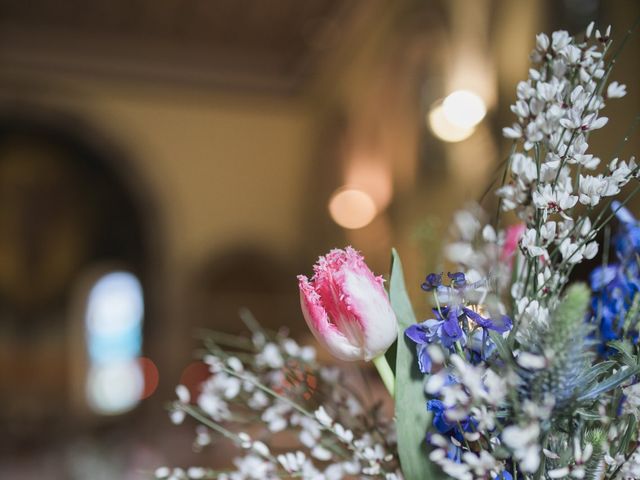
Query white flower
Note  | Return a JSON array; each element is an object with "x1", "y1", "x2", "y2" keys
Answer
[
  {"x1": 261, "y1": 402, "x2": 291, "y2": 432},
  {"x1": 334, "y1": 423, "x2": 354, "y2": 444},
  {"x1": 170, "y1": 409, "x2": 186, "y2": 425},
  {"x1": 503, "y1": 423, "x2": 541, "y2": 473},
  {"x1": 533, "y1": 184, "x2": 578, "y2": 217},
  {"x1": 155, "y1": 467, "x2": 171, "y2": 478},
  {"x1": 503, "y1": 124, "x2": 523, "y2": 139},
  {"x1": 195, "y1": 426, "x2": 211, "y2": 447},
  {"x1": 536, "y1": 33, "x2": 550, "y2": 51},
  {"x1": 233, "y1": 454, "x2": 275, "y2": 479},
  {"x1": 256, "y1": 343, "x2": 284, "y2": 369},
  {"x1": 517, "y1": 352, "x2": 547, "y2": 370},
  {"x1": 248, "y1": 390, "x2": 269, "y2": 410},
  {"x1": 521, "y1": 228, "x2": 547, "y2": 258},
  {"x1": 584, "y1": 241, "x2": 598, "y2": 260},
  {"x1": 579, "y1": 174, "x2": 609, "y2": 206},
  {"x1": 511, "y1": 153, "x2": 538, "y2": 183},
  {"x1": 204, "y1": 354, "x2": 223, "y2": 373},
  {"x1": 483, "y1": 370, "x2": 508, "y2": 405},
  {"x1": 198, "y1": 388, "x2": 230, "y2": 421},
  {"x1": 277, "y1": 451, "x2": 307, "y2": 473},
  {"x1": 176, "y1": 385, "x2": 190, "y2": 404},
  {"x1": 462, "y1": 450, "x2": 500, "y2": 477},
  {"x1": 551, "y1": 30, "x2": 571, "y2": 51},
  {"x1": 311, "y1": 445, "x2": 332, "y2": 461},
  {"x1": 622, "y1": 383, "x2": 640, "y2": 419},
  {"x1": 549, "y1": 467, "x2": 570, "y2": 478},
  {"x1": 187, "y1": 467, "x2": 206, "y2": 479},
  {"x1": 314, "y1": 406, "x2": 333, "y2": 428},
  {"x1": 517, "y1": 298, "x2": 550, "y2": 329},
  {"x1": 227, "y1": 356, "x2": 244, "y2": 373},
  {"x1": 559, "y1": 238, "x2": 586, "y2": 264},
  {"x1": 607, "y1": 81, "x2": 627, "y2": 98},
  {"x1": 425, "y1": 371, "x2": 448, "y2": 395}
]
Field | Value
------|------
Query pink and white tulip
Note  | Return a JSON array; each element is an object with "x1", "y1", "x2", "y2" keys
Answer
[{"x1": 297, "y1": 247, "x2": 397, "y2": 362}]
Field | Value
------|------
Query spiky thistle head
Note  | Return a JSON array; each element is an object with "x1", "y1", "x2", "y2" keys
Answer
[
  {"x1": 583, "y1": 428, "x2": 607, "y2": 480},
  {"x1": 520, "y1": 284, "x2": 594, "y2": 410}
]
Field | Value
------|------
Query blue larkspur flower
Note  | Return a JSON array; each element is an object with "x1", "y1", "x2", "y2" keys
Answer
[
  {"x1": 447, "y1": 271, "x2": 467, "y2": 288},
  {"x1": 494, "y1": 472, "x2": 513, "y2": 480},
  {"x1": 590, "y1": 201, "x2": 640, "y2": 354},
  {"x1": 427, "y1": 399, "x2": 477, "y2": 443},
  {"x1": 405, "y1": 307, "x2": 466, "y2": 373},
  {"x1": 407, "y1": 273, "x2": 513, "y2": 371},
  {"x1": 421, "y1": 272, "x2": 443, "y2": 292}
]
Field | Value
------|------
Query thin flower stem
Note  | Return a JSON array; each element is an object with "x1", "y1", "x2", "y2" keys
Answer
[
  {"x1": 493, "y1": 143, "x2": 518, "y2": 228},
  {"x1": 218, "y1": 365, "x2": 358, "y2": 461},
  {"x1": 194, "y1": 329, "x2": 255, "y2": 350},
  {"x1": 372, "y1": 355, "x2": 395, "y2": 398},
  {"x1": 611, "y1": 114, "x2": 640, "y2": 159},
  {"x1": 479, "y1": 144, "x2": 514, "y2": 203},
  {"x1": 221, "y1": 366, "x2": 315, "y2": 419},
  {"x1": 181, "y1": 404, "x2": 232, "y2": 437}
]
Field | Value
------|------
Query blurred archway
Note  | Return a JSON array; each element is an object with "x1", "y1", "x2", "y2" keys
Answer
[{"x1": 0, "y1": 106, "x2": 158, "y2": 451}]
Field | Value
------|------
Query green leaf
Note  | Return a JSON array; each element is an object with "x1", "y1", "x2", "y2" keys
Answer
[
  {"x1": 577, "y1": 364, "x2": 640, "y2": 402},
  {"x1": 488, "y1": 330, "x2": 517, "y2": 368},
  {"x1": 578, "y1": 361, "x2": 616, "y2": 387},
  {"x1": 390, "y1": 249, "x2": 440, "y2": 480},
  {"x1": 619, "y1": 415, "x2": 637, "y2": 454},
  {"x1": 574, "y1": 408, "x2": 604, "y2": 421},
  {"x1": 607, "y1": 340, "x2": 638, "y2": 368}
]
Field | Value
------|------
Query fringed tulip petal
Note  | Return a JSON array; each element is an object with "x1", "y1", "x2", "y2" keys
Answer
[
  {"x1": 298, "y1": 275, "x2": 362, "y2": 361},
  {"x1": 298, "y1": 247, "x2": 397, "y2": 362}
]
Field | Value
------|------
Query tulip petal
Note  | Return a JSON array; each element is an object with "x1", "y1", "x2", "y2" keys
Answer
[
  {"x1": 297, "y1": 275, "x2": 362, "y2": 361},
  {"x1": 337, "y1": 252, "x2": 398, "y2": 361}
]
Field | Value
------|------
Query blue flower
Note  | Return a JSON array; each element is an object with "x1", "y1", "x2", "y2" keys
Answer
[
  {"x1": 590, "y1": 265, "x2": 618, "y2": 291},
  {"x1": 590, "y1": 201, "x2": 640, "y2": 354},
  {"x1": 448, "y1": 271, "x2": 467, "y2": 288},
  {"x1": 405, "y1": 307, "x2": 467, "y2": 373},
  {"x1": 405, "y1": 284, "x2": 513, "y2": 373},
  {"x1": 463, "y1": 308, "x2": 513, "y2": 334},
  {"x1": 442, "y1": 307, "x2": 465, "y2": 347},
  {"x1": 494, "y1": 472, "x2": 513, "y2": 480},
  {"x1": 427, "y1": 399, "x2": 476, "y2": 442},
  {"x1": 613, "y1": 201, "x2": 640, "y2": 260},
  {"x1": 468, "y1": 329, "x2": 497, "y2": 362},
  {"x1": 405, "y1": 318, "x2": 443, "y2": 373},
  {"x1": 421, "y1": 272, "x2": 443, "y2": 292}
]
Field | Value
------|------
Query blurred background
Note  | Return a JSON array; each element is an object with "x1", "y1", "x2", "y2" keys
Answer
[{"x1": 0, "y1": 0, "x2": 638, "y2": 478}]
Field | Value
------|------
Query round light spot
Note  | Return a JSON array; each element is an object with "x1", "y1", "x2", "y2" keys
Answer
[
  {"x1": 428, "y1": 103, "x2": 475, "y2": 143},
  {"x1": 138, "y1": 357, "x2": 160, "y2": 400},
  {"x1": 442, "y1": 90, "x2": 487, "y2": 129},
  {"x1": 86, "y1": 360, "x2": 144, "y2": 415},
  {"x1": 328, "y1": 188, "x2": 377, "y2": 229}
]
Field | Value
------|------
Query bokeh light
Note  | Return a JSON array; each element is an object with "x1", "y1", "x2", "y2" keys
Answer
[
  {"x1": 179, "y1": 361, "x2": 211, "y2": 400},
  {"x1": 442, "y1": 90, "x2": 487, "y2": 129},
  {"x1": 428, "y1": 102, "x2": 475, "y2": 142},
  {"x1": 86, "y1": 360, "x2": 144, "y2": 415},
  {"x1": 85, "y1": 271, "x2": 145, "y2": 415},
  {"x1": 328, "y1": 187, "x2": 377, "y2": 229},
  {"x1": 138, "y1": 357, "x2": 160, "y2": 400}
]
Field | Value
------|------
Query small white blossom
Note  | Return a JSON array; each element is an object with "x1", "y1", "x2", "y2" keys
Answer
[{"x1": 503, "y1": 423, "x2": 541, "y2": 473}]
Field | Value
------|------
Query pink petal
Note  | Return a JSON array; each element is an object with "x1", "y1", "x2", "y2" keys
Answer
[{"x1": 297, "y1": 275, "x2": 361, "y2": 361}]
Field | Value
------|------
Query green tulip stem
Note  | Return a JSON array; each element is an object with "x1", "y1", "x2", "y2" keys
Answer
[{"x1": 372, "y1": 355, "x2": 395, "y2": 398}]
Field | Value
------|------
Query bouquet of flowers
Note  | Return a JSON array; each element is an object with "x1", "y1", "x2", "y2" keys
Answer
[{"x1": 157, "y1": 22, "x2": 640, "y2": 480}]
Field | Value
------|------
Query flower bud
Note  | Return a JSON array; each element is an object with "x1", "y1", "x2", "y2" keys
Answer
[{"x1": 297, "y1": 247, "x2": 397, "y2": 361}]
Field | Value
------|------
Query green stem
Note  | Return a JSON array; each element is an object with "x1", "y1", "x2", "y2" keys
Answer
[{"x1": 372, "y1": 355, "x2": 395, "y2": 398}]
